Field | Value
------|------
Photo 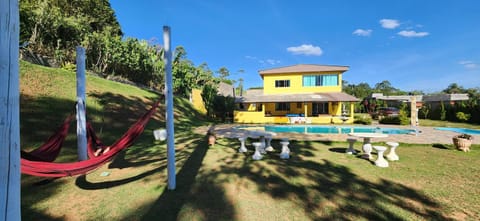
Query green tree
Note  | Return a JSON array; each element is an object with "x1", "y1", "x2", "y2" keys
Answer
[
  {"x1": 172, "y1": 46, "x2": 216, "y2": 98},
  {"x1": 374, "y1": 80, "x2": 400, "y2": 95},
  {"x1": 443, "y1": 83, "x2": 464, "y2": 94},
  {"x1": 216, "y1": 67, "x2": 230, "y2": 80},
  {"x1": 202, "y1": 84, "x2": 218, "y2": 118},
  {"x1": 236, "y1": 78, "x2": 244, "y2": 96}
]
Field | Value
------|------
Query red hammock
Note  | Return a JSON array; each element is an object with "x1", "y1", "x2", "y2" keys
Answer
[
  {"x1": 21, "y1": 101, "x2": 160, "y2": 177},
  {"x1": 21, "y1": 115, "x2": 74, "y2": 162}
]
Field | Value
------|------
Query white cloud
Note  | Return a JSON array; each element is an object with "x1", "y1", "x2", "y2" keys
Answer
[
  {"x1": 353, "y1": 29, "x2": 372, "y2": 36},
  {"x1": 459, "y1": 60, "x2": 478, "y2": 69},
  {"x1": 380, "y1": 19, "x2": 400, "y2": 29},
  {"x1": 397, "y1": 30, "x2": 429, "y2": 37},
  {"x1": 246, "y1": 55, "x2": 280, "y2": 65},
  {"x1": 263, "y1": 59, "x2": 281, "y2": 65},
  {"x1": 286, "y1": 44, "x2": 323, "y2": 56}
]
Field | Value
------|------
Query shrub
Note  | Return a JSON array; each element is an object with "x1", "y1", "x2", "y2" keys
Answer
[
  {"x1": 354, "y1": 114, "x2": 372, "y2": 125},
  {"x1": 456, "y1": 112, "x2": 471, "y2": 122},
  {"x1": 398, "y1": 109, "x2": 410, "y2": 125},
  {"x1": 419, "y1": 105, "x2": 430, "y2": 119},
  {"x1": 379, "y1": 116, "x2": 401, "y2": 125},
  {"x1": 440, "y1": 101, "x2": 447, "y2": 121},
  {"x1": 379, "y1": 115, "x2": 409, "y2": 125}
]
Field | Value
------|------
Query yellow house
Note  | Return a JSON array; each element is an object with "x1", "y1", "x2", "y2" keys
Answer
[{"x1": 234, "y1": 64, "x2": 359, "y2": 124}]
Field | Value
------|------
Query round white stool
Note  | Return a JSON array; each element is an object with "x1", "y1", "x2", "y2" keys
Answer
[
  {"x1": 346, "y1": 138, "x2": 357, "y2": 154},
  {"x1": 362, "y1": 137, "x2": 373, "y2": 159},
  {"x1": 386, "y1": 142, "x2": 399, "y2": 161},
  {"x1": 252, "y1": 142, "x2": 263, "y2": 160},
  {"x1": 373, "y1": 146, "x2": 389, "y2": 167},
  {"x1": 238, "y1": 137, "x2": 247, "y2": 153},
  {"x1": 280, "y1": 141, "x2": 290, "y2": 159}
]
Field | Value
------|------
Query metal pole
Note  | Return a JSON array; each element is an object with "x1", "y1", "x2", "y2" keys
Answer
[
  {"x1": 164, "y1": 26, "x2": 176, "y2": 190},
  {"x1": 0, "y1": 0, "x2": 21, "y2": 219},
  {"x1": 76, "y1": 46, "x2": 87, "y2": 161}
]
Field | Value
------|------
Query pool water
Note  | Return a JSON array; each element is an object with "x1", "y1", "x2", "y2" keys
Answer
[
  {"x1": 239, "y1": 125, "x2": 416, "y2": 135},
  {"x1": 434, "y1": 127, "x2": 480, "y2": 135}
]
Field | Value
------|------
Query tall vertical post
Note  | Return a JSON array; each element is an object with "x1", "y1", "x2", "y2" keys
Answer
[
  {"x1": 410, "y1": 96, "x2": 417, "y2": 126},
  {"x1": 0, "y1": 0, "x2": 21, "y2": 220},
  {"x1": 164, "y1": 26, "x2": 176, "y2": 190},
  {"x1": 76, "y1": 46, "x2": 87, "y2": 161}
]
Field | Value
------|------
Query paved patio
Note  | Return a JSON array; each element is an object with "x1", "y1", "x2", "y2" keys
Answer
[{"x1": 196, "y1": 124, "x2": 480, "y2": 145}]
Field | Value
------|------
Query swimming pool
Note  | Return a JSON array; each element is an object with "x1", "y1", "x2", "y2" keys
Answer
[
  {"x1": 238, "y1": 125, "x2": 416, "y2": 135},
  {"x1": 434, "y1": 127, "x2": 480, "y2": 135}
]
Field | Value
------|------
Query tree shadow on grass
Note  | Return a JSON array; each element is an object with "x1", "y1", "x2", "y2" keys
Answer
[
  {"x1": 136, "y1": 136, "x2": 236, "y2": 221},
  {"x1": 151, "y1": 138, "x2": 453, "y2": 220}
]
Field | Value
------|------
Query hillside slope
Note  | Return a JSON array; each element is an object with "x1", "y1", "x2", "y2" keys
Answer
[{"x1": 20, "y1": 61, "x2": 205, "y2": 160}]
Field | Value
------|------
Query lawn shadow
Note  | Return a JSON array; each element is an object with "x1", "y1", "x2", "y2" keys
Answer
[
  {"x1": 329, "y1": 147, "x2": 348, "y2": 153},
  {"x1": 432, "y1": 143, "x2": 451, "y2": 150},
  {"x1": 137, "y1": 135, "x2": 236, "y2": 221},
  {"x1": 161, "y1": 139, "x2": 454, "y2": 220}
]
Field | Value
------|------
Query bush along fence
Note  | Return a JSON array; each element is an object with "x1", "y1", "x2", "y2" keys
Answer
[{"x1": 418, "y1": 101, "x2": 480, "y2": 124}]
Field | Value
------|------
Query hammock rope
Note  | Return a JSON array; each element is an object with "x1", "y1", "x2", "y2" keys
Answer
[{"x1": 21, "y1": 100, "x2": 160, "y2": 177}]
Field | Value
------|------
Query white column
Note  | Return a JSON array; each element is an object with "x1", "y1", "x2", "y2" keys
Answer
[
  {"x1": 0, "y1": 0, "x2": 21, "y2": 220},
  {"x1": 164, "y1": 26, "x2": 176, "y2": 190},
  {"x1": 76, "y1": 46, "x2": 87, "y2": 161}
]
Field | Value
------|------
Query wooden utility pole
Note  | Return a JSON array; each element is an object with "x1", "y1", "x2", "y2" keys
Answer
[
  {"x1": 0, "y1": 0, "x2": 21, "y2": 220},
  {"x1": 76, "y1": 46, "x2": 87, "y2": 160},
  {"x1": 164, "y1": 26, "x2": 176, "y2": 190}
]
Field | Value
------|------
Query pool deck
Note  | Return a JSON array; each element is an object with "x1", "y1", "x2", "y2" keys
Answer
[{"x1": 196, "y1": 124, "x2": 480, "y2": 145}]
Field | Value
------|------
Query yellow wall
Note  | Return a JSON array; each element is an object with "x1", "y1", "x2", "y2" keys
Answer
[
  {"x1": 264, "y1": 102, "x2": 305, "y2": 115},
  {"x1": 263, "y1": 72, "x2": 342, "y2": 94},
  {"x1": 234, "y1": 111, "x2": 265, "y2": 123},
  {"x1": 191, "y1": 88, "x2": 207, "y2": 114}
]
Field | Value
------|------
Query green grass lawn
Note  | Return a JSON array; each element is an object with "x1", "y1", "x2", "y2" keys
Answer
[
  {"x1": 22, "y1": 137, "x2": 480, "y2": 220},
  {"x1": 20, "y1": 62, "x2": 480, "y2": 220}
]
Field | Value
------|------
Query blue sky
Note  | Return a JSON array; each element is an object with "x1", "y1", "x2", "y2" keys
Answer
[{"x1": 110, "y1": 0, "x2": 480, "y2": 93}]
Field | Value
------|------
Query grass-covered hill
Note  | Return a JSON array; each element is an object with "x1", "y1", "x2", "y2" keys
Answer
[
  {"x1": 20, "y1": 61, "x2": 207, "y2": 161},
  {"x1": 20, "y1": 62, "x2": 216, "y2": 220}
]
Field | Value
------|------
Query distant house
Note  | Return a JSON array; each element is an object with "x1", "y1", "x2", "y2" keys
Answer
[
  {"x1": 371, "y1": 93, "x2": 469, "y2": 109},
  {"x1": 370, "y1": 93, "x2": 423, "y2": 108},
  {"x1": 422, "y1": 93, "x2": 469, "y2": 109},
  {"x1": 234, "y1": 64, "x2": 359, "y2": 124}
]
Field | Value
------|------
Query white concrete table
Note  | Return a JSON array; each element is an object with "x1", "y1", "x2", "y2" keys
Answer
[
  {"x1": 259, "y1": 136, "x2": 267, "y2": 154},
  {"x1": 373, "y1": 145, "x2": 389, "y2": 167},
  {"x1": 252, "y1": 142, "x2": 263, "y2": 160},
  {"x1": 348, "y1": 133, "x2": 388, "y2": 159},
  {"x1": 265, "y1": 135, "x2": 274, "y2": 152}
]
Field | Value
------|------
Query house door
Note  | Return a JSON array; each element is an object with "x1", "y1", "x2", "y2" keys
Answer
[{"x1": 312, "y1": 102, "x2": 328, "y2": 115}]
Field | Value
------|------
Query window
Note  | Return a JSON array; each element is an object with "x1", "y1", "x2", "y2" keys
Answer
[
  {"x1": 303, "y1": 74, "x2": 338, "y2": 87},
  {"x1": 275, "y1": 80, "x2": 290, "y2": 88},
  {"x1": 275, "y1": 102, "x2": 290, "y2": 111},
  {"x1": 297, "y1": 102, "x2": 302, "y2": 108}
]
